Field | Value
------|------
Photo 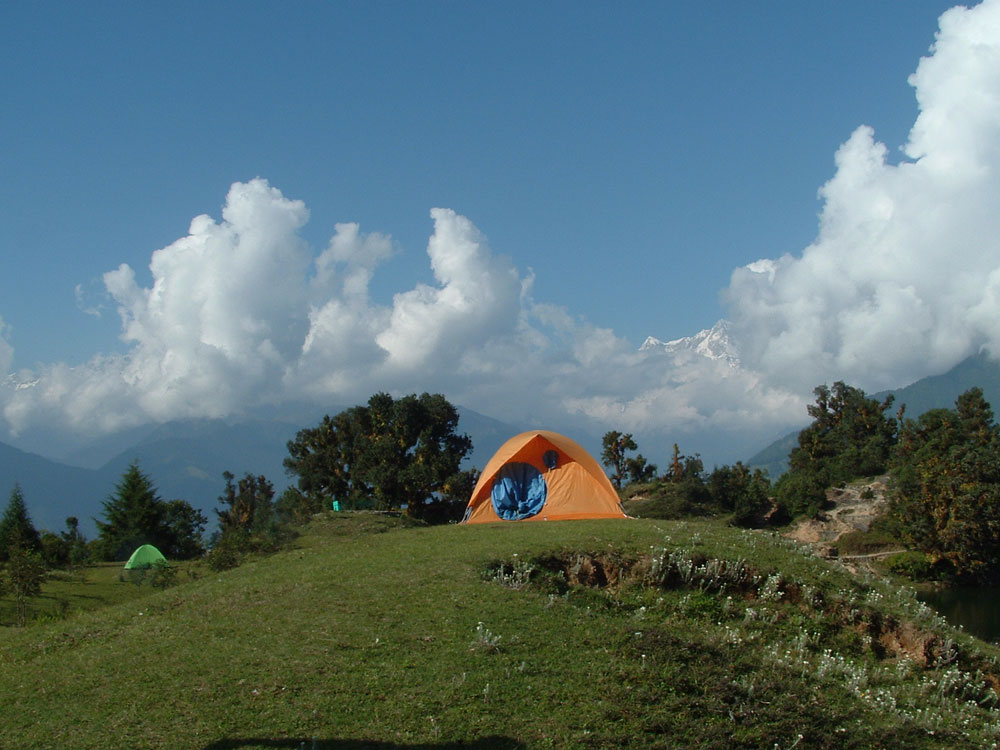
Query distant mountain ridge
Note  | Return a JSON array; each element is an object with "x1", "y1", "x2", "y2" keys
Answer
[
  {"x1": 0, "y1": 405, "x2": 524, "y2": 538},
  {"x1": 0, "y1": 441, "x2": 106, "y2": 536},
  {"x1": 746, "y1": 351, "x2": 1000, "y2": 478},
  {"x1": 872, "y1": 351, "x2": 1000, "y2": 420}
]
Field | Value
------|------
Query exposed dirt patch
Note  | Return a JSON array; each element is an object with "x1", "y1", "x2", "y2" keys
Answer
[
  {"x1": 784, "y1": 476, "x2": 892, "y2": 558},
  {"x1": 552, "y1": 551, "x2": 639, "y2": 588},
  {"x1": 872, "y1": 616, "x2": 952, "y2": 666}
]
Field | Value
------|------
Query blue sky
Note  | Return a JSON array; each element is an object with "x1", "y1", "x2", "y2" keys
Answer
[
  {"x1": 3, "y1": 1, "x2": 951, "y2": 363},
  {"x1": 2, "y1": 1, "x2": 999, "y2": 463}
]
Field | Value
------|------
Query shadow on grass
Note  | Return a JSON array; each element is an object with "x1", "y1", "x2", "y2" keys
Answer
[
  {"x1": 203, "y1": 738, "x2": 524, "y2": 749},
  {"x1": 37, "y1": 592, "x2": 104, "y2": 602}
]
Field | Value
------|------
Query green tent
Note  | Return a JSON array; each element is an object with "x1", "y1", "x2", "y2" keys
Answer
[
  {"x1": 122, "y1": 544, "x2": 168, "y2": 584},
  {"x1": 124, "y1": 544, "x2": 167, "y2": 569}
]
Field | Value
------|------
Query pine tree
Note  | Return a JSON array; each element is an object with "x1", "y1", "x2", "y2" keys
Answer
[
  {"x1": 94, "y1": 461, "x2": 168, "y2": 561},
  {"x1": 0, "y1": 484, "x2": 41, "y2": 563},
  {"x1": 162, "y1": 500, "x2": 207, "y2": 560}
]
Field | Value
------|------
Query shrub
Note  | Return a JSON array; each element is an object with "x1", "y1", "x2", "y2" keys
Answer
[
  {"x1": 836, "y1": 529, "x2": 900, "y2": 556},
  {"x1": 884, "y1": 551, "x2": 945, "y2": 581},
  {"x1": 206, "y1": 541, "x2": 241, "y2": 572},
  {"x1": 149, "y1": 560, "x2": 178, "y2": 589},
  {"x1": 624, "y1": 482, "x2": 711, "y2": 520}
]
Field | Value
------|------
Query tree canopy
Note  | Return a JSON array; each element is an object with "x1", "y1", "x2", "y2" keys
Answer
[
  {"x1": 775, "y1": 382, "x2": 898, "y2": 516},
  {"x1": 217, "y1": 471, "x2": 275, "y2": 537},
  {"x1": 887, "y1": 387, "x2": 1000, "y2": 582},
  {"x1": 706, "y1": 462, "x2": 772, "y2": 527},
  {"x1": 601, "y1": 431, "x2": 657, "y2": 490},
  {"x1": 284, "y1": 392, "x2": 472, "y2": 515}
]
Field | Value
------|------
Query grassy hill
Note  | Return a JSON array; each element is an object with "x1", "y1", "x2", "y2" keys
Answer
[{"x1": 2, "y1": 514, "x2": 999, "y2": 748}]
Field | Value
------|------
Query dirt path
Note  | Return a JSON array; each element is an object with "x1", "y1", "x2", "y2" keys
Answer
[{"x1": 838, "y1": 549, "x2": 905, "y2": 560}]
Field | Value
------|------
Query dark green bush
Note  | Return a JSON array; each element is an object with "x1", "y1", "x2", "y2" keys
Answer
[
  {"x1": 206, "y1": 541, "x2": 240, "y2": 572},
  {"x1": 623, "y1": 481, "x2": 714, "y2": 520},
  {"x1": 884, "y1": 551, "x2": 945, "y2": 581},
  {"x1": 149, "y1": 560, "x2": 178, "y2": 589}
]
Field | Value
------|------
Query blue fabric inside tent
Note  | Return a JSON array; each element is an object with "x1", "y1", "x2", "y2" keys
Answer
[{"x1": 491, "y1": 462, "x2": 548, "y2": 520}]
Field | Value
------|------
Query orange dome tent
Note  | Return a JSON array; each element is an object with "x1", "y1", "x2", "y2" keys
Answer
[{"x1": 462, "y1": 430, "x2": 627, "y2": 523}]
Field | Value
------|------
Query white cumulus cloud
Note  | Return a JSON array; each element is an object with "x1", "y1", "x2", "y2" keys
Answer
[
  {"x1": 725, "y1": 0, "x2": 1000, "y2": 394},
  {"x1": 375, "y1": 208, "x2": 522, "y2": 371},
  {"x1": 2, "y1": 1, "x2": 999, "y2": 465}
]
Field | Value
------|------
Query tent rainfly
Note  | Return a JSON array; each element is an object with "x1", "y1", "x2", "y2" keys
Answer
[
  {"x1": 123, "y1": 544, "x2": 168, "y2": 570},
  {"x1": 462, "y1": 430, "x2": 627, "y2": 523}
]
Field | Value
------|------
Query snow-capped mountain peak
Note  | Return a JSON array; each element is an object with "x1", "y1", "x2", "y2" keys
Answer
[
  {"x1": 640, "y1": 320, "x2": 740, "y2": 367},
  {"x1": 3, "y1": 373, "x2": 40, "y2": 391}
]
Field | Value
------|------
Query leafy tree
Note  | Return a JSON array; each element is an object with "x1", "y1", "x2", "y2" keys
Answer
[
  {"x1": 362, "y1": 393, "x2": 472, "y2": 513},
  {"x1": 601, "y1": 431, "x2": 657, "y2": 489},
  {"x1": 775, "y1": 382, "x2": 897, "y2": 516},
  {"x1": 707, "y1": 463, "x2": 773, "y2": 527},
  {"x1": 162, "y1": 499, "x2": 207, "y2": 560},
  {"x1": 0, "y1": 484, "x2": 41, "y2": 562},
  {"x1": 4, "y1": 542, "x2": 46, "y2": 626},
  {"x1": 442, "y1": 467, "x2": 480, "y2": 503},
  {"x1": 284, "y1": 406, "x2": 367, "y2": 508},
  {"x1": 415, "y1": 467, "x2": 481, "y2": 524},
  {"x1": 208, "y1": 472, "x2": 286, "y2": 570},
  {"x1": 887, "y1": 387, "x2": 1000, "y2": 582},
  {"x1": 285, "y1": 392, "x2": 472, "y2": 515},
  {"x1": 216, "y1": 472, "x2": 275, "y2": 536},
  {"x1": 274, "y1": 486, "x2": 325, "y2": 526},
  {"x1": 601, "y1": 431, "x2": 637, "y2": 490},
  {"x1": 62, "y1": 517, "x2": 89, "y2": 568},
  {"x1": 94, "y1": 461, "x2": 206, "y2": 561},
  {"x1": 625, "y1": 454, "x2": 658, "y2": 485}
]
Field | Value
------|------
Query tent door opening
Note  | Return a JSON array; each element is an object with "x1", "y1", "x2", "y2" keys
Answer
[{"x1": 491, "y1": 462, "x2": 547, "y2": 520}]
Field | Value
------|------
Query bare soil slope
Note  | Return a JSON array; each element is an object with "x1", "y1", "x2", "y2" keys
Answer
[{"x1": 784, "y1": 476, "x2": 895, "y2": 558}]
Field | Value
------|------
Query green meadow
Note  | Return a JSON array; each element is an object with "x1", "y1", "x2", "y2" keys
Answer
[{"x1": 2, "y1": 513, "x2": 999, "y2": 749}]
